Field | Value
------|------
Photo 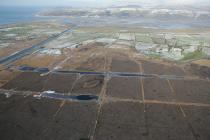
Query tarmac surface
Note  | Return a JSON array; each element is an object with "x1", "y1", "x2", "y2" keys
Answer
[{"x1": 0, "y1": 56, "x2": 210, "y2": 140}]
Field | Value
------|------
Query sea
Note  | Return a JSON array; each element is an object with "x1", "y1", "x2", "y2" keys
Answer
[
  {"x1": 0, "y1": 7, "x2": 49, "y2": 25},
  {"x1": 0, "y1": 6, "x2": 210, "y2": 29}
]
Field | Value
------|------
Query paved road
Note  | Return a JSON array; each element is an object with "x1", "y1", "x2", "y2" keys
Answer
[{"x1": 0, "y1": 27, "x2": 75, "y2": 66}]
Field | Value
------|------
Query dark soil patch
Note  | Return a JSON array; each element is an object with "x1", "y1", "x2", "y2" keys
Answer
[
  {"x1": 43, "y1": 102, "x2": 98, "y2": 140},
  {"x1": 170, "y1": 80, "x2": 210, "y2": 104},
  {"x1": 182, "y1": 106, "x2": 210, "y2": 140},
  {"x1": 111, "y1": 58, "x2": 140, "y2": 73},
  {"x1": 0, "y1": 95, "x2": 61, "y2": 140},
  {"x1": 94, "y1": 102, "x2": 146, "y2": 140},
  {"x1": 143, "y1": 78, "x2": 175, "y2": 101},
  {"x1": 142, "y1": 61, "x2": 185, "y2": 76},
  {"x1": 43, "y1": 73, "x2": 77, "y2": 94},
  {"x1": 106, "y1": 77, "x2": 142, "y2": 100},
  {"x1": 2, "y1": 72, "x2": 48, "y2": 92},
  {"x1": 146, "y1": 104, "x2": 194, "y2": 140}
]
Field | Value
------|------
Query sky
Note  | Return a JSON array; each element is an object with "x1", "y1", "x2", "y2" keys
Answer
[{"x1": 1, "y1": 0, "x2": 210, "y2": 7}]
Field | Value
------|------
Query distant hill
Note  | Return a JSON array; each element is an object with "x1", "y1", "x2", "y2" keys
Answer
[{"x1": 38, "y1": 5, "x2": 210, "y2": 21}]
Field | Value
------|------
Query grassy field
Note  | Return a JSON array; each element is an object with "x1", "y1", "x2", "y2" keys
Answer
[{"x1": 182, "y1": 50, "x2": 205, "y2": 61}]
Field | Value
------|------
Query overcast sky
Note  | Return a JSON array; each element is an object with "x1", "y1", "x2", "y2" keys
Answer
[{"x1": 1, "y1": 0, "x2": 210, "y2": 7}]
